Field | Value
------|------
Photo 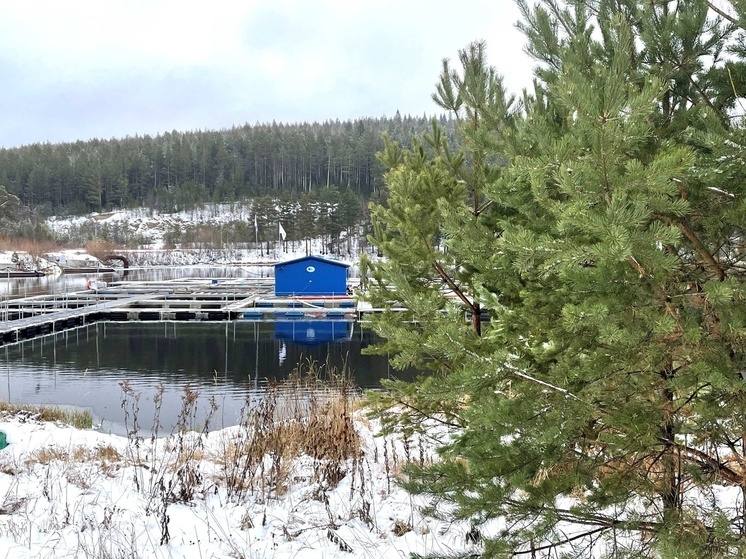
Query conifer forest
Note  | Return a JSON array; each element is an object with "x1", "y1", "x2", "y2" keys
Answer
[{"x1": 0, "y1": 113, "x2": 450, "y2": 217}]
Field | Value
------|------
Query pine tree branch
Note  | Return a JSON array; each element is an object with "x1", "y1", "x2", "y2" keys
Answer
[
  {"x1": 472, "y1": 353, "x2": 582, "y2": 401},
  {"x1": 627, "y1": 255, "x2": 646, "y2": 277},
  {"x1": 476, "y1": 199, "x2": 493, "y2": 215},
  {"x1": 551, "y1": 510, "x2": 661, "y2": 533},
  {"x1": 508, "y1": 505, "x2": 664, "y2": 556},
  {"x1": 504, "y1": 499, "x2": 665, "y2": 534},
  {"x1": 511, "y1": 526, "x2": 610, "y2": 555},
  {"x1": 707, "y1": 186, "x2": 736, "y2": 199},
  {"x1": 688, "y1": 73, "x2": 718, "y2": 113},
  {"x1": 431, "y1": 260, "x2": 477, "y2": 313},
  {"x1": 673, "y1": 382, "x2": 711, "y2": 414},
  {"x1": 507, "y1": 367, "x2": 581, "y2": 400},
  {"x1": 653, "y1": 214, "x2": 726, "y2": 280},
  {"x1": 487, "y1": 354, "x2": 744, "y2": 485},
  {"x1": 658, "y1": 436, "x2": 745, "y2": 485},
  {"x1": 384, "y1": 398, "x2": 464, "y2": 430},
  {"x1": 676, "y1": 220, "x2": 726, "y2": 280},
  {"x1": 706, "y1": 1, "x2": 738, "y2": 25}
]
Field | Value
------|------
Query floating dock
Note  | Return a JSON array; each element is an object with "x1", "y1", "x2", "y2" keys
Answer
[{"x1": 0, "y1": 278, "x2": 359, "y2": 346}]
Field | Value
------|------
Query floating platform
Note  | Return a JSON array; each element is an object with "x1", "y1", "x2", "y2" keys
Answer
[
  {"x1": 0, "y1": 270, "x2": 46, "y2": 278},
  {"x1": 62, "y1": 266, "x2": 116, "y2": 274},
  {"x1": 0, "y1": 278, "x2": 359, "y2": 346}
]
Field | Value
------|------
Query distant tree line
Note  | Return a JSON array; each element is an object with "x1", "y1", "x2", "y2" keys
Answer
[{"x1": 0, "y1": 113, "x2": 454, "y2": 217}]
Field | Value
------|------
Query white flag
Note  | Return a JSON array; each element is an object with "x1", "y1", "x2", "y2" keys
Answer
[{"x1": 279, "y1": 222, "x2": 287, "y2": 241}]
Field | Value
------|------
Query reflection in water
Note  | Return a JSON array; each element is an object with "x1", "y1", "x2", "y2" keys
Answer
[
  {"x1": 1, "y1": 321, "x2": 412, "y2": 434},
  {"x1": 274, "y1": 320, "x2": 353, "y2": 345}
]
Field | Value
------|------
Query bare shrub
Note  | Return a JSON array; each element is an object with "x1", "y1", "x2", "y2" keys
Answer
[
  {"x1": 120, "y1": 380, "x2": 219, "y2": 545},
  {"x1": 84, "y1": 239, "x2": 123, "y2": 259}
]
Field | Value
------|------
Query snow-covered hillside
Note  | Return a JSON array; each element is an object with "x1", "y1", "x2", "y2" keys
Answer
[
  {"x1": 46, "y1": 204, "x2": 255, "y2": 250},
  {"x1": 45, "y1": 204, "x2": 367, "y2": 268}
]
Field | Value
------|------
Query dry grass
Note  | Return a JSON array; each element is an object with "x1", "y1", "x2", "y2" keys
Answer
[
  {"x1": 304, "y1": 397, "x2": 360, "y2": 461},
  {"x1": 25, "y1": 444, "x2": 122, "y2": 468},
  {"x1": 25, "y1": 446, "x2": 68, "y2": 465},
  {"x1": 221, "y1": 360, "x2": 363, "y2": 501},
  {"x1": 170, "y1": 447, "x2": 207, "y2": 468},
  {"x1": 94, "y1": 444, "x2": 122, "y2": 461},
  {"x1": 20, "y1": 444, "x2": 123, "y2": 490},
  {"x1": 25, "y1": 364, "x2": 371, "y2": 545},
  {"x1": 0, "y1": 401, "x2": 93, "y2": 429}
]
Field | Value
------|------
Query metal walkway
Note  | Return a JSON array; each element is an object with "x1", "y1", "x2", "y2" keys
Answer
[
  {"x1": 0, "y1": 293, "x2": 155, "y2": 344},
  {"x1": 0, "y1": 279, "x2": 360, "y2": 346}
]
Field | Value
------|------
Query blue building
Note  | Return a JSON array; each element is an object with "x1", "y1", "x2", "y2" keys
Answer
[{"x1": 274, "y1": 255, "x2": 350, "y2": 296}]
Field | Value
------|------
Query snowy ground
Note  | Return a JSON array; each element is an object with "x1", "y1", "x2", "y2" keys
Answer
[{"x1": 0, "y1": 411, "x2": 482, "y2": 559}]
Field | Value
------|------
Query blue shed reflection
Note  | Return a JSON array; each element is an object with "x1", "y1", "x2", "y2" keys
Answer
[{"x1": 274, "y1": 320, "x2": 353, "y2": 346}]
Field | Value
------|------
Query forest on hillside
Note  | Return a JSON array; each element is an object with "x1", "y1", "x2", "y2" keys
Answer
[{"x1": 0, "y1": 113, "x2": 453, "y2": 219}]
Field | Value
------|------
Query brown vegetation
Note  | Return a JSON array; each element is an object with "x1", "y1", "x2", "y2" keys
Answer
[
  {"x1": 84, "y1": 239, "x2": 125, "y2": 260},
  {"x1": 220, "y1": 360, "x2": 362, "y2": 500},
  {"x1": 0, "y1": 236, "x2": 60, "y2": 256}
]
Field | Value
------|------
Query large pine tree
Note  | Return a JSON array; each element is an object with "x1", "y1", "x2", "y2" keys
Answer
[{"x1": 364, "y1": 1, "x2": 746, "y2": 556}]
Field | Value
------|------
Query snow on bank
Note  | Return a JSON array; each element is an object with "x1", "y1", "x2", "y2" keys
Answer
[{"x1": 0, "y1": 413, "x2": 480, "y2": 559}]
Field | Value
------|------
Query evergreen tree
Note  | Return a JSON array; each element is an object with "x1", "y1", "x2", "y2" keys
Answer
[
  {"x1": 296, "y1": 192, "x2": 319, "y2": 255},
  {"x1": 337, "y1": 188, "x2": 363, "y2": 255},
  {"x1": 364, "y1": 1, "x2": 746, "y2": 556}
]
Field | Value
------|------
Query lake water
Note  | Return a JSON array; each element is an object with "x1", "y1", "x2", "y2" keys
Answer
[{"x1": 0, "y1": 266, "x2": 408, "y2": 434}]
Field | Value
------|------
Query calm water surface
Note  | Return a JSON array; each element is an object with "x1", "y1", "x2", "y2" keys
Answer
[{"x1": 0, "y1": 266, "x2": 409, "y2": 434}]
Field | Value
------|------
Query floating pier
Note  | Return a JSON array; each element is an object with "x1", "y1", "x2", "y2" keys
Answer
[{"x1": 0, "y1": 278, "x2": 359, "y2": 347}]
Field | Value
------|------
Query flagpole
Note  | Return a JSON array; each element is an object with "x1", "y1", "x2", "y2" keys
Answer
[{"x1": 278, "y1": 222, "x2": 281, "y2": 256}]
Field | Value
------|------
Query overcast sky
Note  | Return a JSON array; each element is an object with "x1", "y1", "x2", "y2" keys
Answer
[{"x1": 0, "y1": 1, "x2": 535, "y2": 149}]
